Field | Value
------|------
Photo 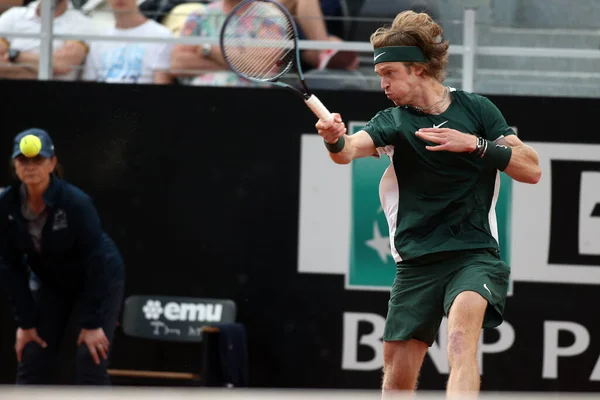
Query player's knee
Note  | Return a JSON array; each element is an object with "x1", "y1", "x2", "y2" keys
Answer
[
  {"x1": 381, "y1": 358, "x2": 418, "y2": 391},
  {"x1": 381, "y1": 364, "x2": 401, "y2": 391},
  {"x1": 452, "y1": 290, "x2": 487, "y2": 313}
]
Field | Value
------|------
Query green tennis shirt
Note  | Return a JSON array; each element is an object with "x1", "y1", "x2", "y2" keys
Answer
[{"x1": 363, "y1": 88, "x2": 515, "y2": 262}]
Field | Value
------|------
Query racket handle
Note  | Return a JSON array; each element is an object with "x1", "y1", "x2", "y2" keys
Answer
[{"x1": 305, "y1": 95, "x2": 333, "y2": 122}]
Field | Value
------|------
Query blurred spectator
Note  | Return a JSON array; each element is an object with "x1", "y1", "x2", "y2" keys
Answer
[
  {"x1": 281, "y1": 0, "x2": 358, "y2": 70},
  {"x1": 139, "y1": 0, "x2": 187, "y2": 23},
  {"x1": 0, "y1": 0, "x2": 92, "y2": 81},
  {"x1": 170, "y1": 0, "x2": 262, "y2": 87},
  {"x1": 83, "y1": 0, "x2": 173, "y2": 84},
  {"x1": 161, "y1": 2, "x2": 206, "y2": 36},
  {"x1": 318, "y1": 0, "x2": 343, "y2": 38},
  {"x1": 171, "y1": 0, "x2": 357, "y2": 87}
]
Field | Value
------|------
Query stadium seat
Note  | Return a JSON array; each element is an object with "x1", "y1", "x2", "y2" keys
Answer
[
  {"x1": 348, "y1": 0, "x2": 442, "y2": 42},
  {"x1": 108, "y1": 295, "x2": 246, "y2": 387},
  {"x1": 303, "y1": 69, "x2": 371, "y2": 91}
]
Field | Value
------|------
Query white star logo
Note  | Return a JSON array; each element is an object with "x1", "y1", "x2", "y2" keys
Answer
[{"x1": 365, "y1": 221, "x2": 391, "y2": 263}]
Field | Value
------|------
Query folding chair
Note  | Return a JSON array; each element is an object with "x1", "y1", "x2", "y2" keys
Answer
[{"x1": 108, "y1": 295, "x2": 238, "y2": 386}]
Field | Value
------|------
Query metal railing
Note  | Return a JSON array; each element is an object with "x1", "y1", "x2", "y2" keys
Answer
[{"x1": 1, "y1": 4, "x2": 600, "y2": 93}]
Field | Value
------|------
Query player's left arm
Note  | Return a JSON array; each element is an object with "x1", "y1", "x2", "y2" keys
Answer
[
  {"x1": 417, "y1": 96, "x2": 541, "y2": 184},
  {"x1": 416, "y1": 128, "x2": 541, "y2": 184},
  {"x1": 494, "y1": 134, "x2": 541, "y2": 184}
]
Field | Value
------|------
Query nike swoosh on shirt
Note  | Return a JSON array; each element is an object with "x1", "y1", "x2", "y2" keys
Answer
[{"x1": 433, "y1": 121, "x2": 448, "y2": 129}]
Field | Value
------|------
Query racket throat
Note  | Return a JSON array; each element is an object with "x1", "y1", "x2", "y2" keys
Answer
[{"x1": 298, "y1": 80, "x2": 311, "y2": 100}]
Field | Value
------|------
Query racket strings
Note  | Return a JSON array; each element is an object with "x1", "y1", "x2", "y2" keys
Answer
[
  {"x1": 231, "y1": 29, "x2": 292, "y2": 79},
  {"x1": 222, "y1": 1, "x2": 296, "y2": 81},
  {"x1": 227, "y1": 25, "x2": 285, "y2": 77},
  {"x1": 224, "y1": 5, "x2": 293, "y2": 77}
]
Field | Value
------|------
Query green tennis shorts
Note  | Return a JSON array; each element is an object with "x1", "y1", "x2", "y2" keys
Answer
[{"x1": 383, "y1": 248, "x2": 510, "y2": 346}]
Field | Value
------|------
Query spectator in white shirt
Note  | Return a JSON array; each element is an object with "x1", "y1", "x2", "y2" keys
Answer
[
  {"x1": 83, "y1": 0, "x2": 173, "y2": 84},
  {"x1": 0, "y1": 0, "x2": 92, "y2": 81}
]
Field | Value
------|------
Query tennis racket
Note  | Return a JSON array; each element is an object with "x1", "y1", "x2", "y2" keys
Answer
[{"x1": 219, "y1": 0, "x2": 333, "y2": 122}]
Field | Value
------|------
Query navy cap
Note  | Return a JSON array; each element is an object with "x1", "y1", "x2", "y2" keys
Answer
[{"x1": 12, "y1": 128, "x2": 56, "y2": 159}]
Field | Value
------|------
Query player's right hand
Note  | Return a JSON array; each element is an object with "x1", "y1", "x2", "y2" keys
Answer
[
  {"x1": 316, "y1": 113, "x2": 347, "y2": 144},
  {"x1": 15, "y1": 327, "x2": 48, "y2": 363}
]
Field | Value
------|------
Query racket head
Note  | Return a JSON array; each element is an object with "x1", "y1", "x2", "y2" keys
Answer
[{"x1": 219, "y1": 0, "x2": 302, "y2": 84}]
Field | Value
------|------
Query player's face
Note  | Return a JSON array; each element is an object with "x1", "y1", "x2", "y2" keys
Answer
[
  {"x1": 14, "y1": 156, "x2": 57, "y2": 186},
  {"x1": 109, "y1": 0, "x2": 137, "y2": 12},
  {"x1": 375, "y1": 62, "x2": 419, "y2": 106}
]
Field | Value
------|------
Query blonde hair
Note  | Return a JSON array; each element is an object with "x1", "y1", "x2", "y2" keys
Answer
[{"x1": 370, "y1": 11, "x2": 449, "y2": 82}]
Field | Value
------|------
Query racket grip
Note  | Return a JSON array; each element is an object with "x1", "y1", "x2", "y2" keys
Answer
[{"x1": 305, "y1": 95, "x2": 333, "y2": 122}]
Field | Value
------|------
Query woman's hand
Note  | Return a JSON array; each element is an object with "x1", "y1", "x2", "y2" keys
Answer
[
  {"x1": 77, "y1": 328, "x2": 110, "y2": 365},
  {"x1": 15, "y1": 327, "x2": 47, "y2": 363}
]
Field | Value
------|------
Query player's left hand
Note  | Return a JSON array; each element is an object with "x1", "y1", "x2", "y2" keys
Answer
[
  {"x1": 415, "y1": 128, "x2": 478, "y2": 153},
  {"x1": 77, "y1": 328, "x2": 110, "y2": 365}
]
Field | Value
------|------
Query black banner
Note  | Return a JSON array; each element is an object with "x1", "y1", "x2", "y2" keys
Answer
[
  {"x1": 121, "y1": 296, "x2": 237, "y2": 342},
  {"x1": 0, "y1": 80, "x2": 599, "y2": 391}
]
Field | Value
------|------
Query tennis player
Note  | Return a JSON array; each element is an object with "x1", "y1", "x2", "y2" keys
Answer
[
  {"x1": 0, "y1": 128, "x2": 125, "y2": 385},
  {"x1": 316, "y1": 11, "x2": 541, "y2": 397}
]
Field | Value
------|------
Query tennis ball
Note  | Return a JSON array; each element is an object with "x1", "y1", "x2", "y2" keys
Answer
[{"x1": 19, "y1": 135, "x2": 42, "y2": 158}]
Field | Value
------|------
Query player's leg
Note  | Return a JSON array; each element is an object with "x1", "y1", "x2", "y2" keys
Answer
[
  {"x1": 17, "y1": 277, "x2": 73, "y2": 384},
  {"x1": 446, "y1": 290, "x2": 487, "y2": 395},
  {"x1": 74, "y1": 280, "x2": 124, "y2": 385},
  {"x1": 443, "y1": 249, "x2": 510, "y2": 397},
  {"x1": 382, "y1": 339, "x2": 429, "y2": 393},
  {"x1": 381, "y1": 258, "x2": 447, "y2": 394}
]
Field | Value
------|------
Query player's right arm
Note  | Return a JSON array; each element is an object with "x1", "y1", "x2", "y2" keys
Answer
[
  {"x1": 325, "y1": 131, "x2": 377, "y2": 164},
  {"x1": 316, "y1": 113, "x2": 377, "y2": 164}
]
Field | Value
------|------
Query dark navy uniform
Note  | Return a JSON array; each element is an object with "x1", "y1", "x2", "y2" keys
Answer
[{"x1": 0, "y1": 129, "x2": 125, "y2": 385}]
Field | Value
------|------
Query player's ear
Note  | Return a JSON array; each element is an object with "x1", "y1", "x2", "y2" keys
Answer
[{"x1": 411, "y1": 64, "x2": 425, "y2": 76}]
